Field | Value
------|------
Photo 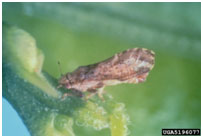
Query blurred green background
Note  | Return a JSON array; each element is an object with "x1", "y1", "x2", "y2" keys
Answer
[{"x1": 2, "y1": 2, "x2": 201, "y2": 136}]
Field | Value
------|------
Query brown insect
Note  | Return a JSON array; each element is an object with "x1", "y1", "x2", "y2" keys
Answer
[{"x1": 58, "y1": 48, "x2": 155, "y2": 100}]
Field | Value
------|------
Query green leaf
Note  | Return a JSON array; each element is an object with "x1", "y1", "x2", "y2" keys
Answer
[{"x1": 3, "y1": 23, "x2": 129, "y2": 136}]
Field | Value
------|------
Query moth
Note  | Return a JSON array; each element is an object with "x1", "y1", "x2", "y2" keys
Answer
[{"x1": 58, "y1": 48, "x2": 155, "y2": 100}]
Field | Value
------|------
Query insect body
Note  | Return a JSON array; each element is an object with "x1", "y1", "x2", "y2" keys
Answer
[{"x1": 58, "y1": 48, "x2": 155, "y2": 100}]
